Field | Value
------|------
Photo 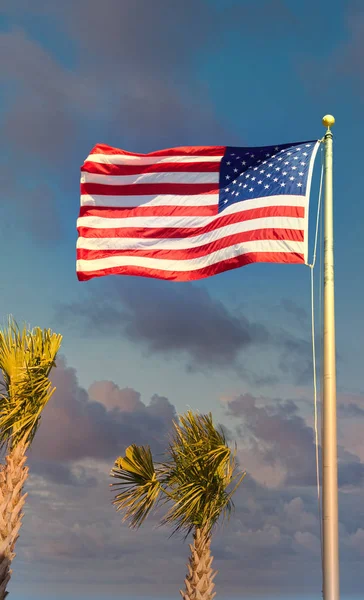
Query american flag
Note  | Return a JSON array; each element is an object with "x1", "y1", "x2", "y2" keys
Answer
[{"x1": 77, "y1": 140, "x2": 319, "y2": 281}]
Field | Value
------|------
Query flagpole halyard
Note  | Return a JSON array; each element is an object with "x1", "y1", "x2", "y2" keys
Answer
[{"x1": 321, "y1": 114, "x2": 340, "y2": 600}]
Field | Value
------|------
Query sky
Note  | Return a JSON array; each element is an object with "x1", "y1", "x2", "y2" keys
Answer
[{"x1": 1, "y1": 1, "x2": 364, "y2": 599}]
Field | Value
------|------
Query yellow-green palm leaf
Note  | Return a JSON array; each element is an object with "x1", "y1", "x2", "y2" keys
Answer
[
  {"x1": 111, "y1": 411, "x2": 245, "y2": 537},
  {"x1": 111, "y1": 444, "x2": 164, "y2": 527},
  {"x1": 0, "y1": 317, "x2": 62, "y2": 449}
]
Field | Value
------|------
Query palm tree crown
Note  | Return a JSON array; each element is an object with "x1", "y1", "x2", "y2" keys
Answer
[{"x1": 111, "y1": 410, "x2": 245, "y2": 599}]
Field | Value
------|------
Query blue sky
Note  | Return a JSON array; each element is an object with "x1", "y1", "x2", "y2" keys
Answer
[{"x1": 1, "y1": 1, "x2": 364, "y2": 599}]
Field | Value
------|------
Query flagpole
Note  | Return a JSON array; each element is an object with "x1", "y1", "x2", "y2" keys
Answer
[{"x1": 322, "y1": 114, "x2": 340, "y2": 600}]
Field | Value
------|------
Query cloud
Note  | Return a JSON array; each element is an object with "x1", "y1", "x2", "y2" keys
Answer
[
  {"x1": 58, "y1": 279, "x2": 270, "y2": 372},
  {"x1": 30, "y1": 356, "x2": 176, "y2": 463},
  {"x1": 226, "y1": 392, "x2": 364, "y2": 488},
  {"x1": 57, "y1": 277, "x2": 316, "y2": 388}
]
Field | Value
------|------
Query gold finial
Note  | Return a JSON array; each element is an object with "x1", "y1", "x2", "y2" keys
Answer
[{"x1": 322, "y1": 114, "x2": 335, "y2": 129}]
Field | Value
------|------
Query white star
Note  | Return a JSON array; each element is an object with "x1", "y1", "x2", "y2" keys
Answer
[
  {"x1": 275, "y1": 167, "x2": 280, "y2": 171},
  {"x1": 287, "y1": 152, "x2": 292, "y2": 155},
  {"x1": 264, "y1": 184, "x2": 269, "y2": 189},
  {"x1": 226, "y1": 161, "x2": 231, "y2": 165},
  {"x1": 262, "y1": 161, "x2": 267, "y2": 165},
  {"x1": 258, "y1": 180, "x2": 263, "y2": 184},
  {"x1": 303, "y1": 152, "x2": 308, "y2": 156},
  {"x1": 282, "y1": 171, "x2": 287, "y2": 175},
  {"x1": 225, "y1": 188, "x2": 229, "y2": 192},
  {"x1": 236, "y1": 156, "x2": 241, "y2": 159},
  {"x1": 299, "y1": 171, "x2": 304, "y2": 176},
  {"x1": 235, "y1": 190, "x2": 240, "y2": 195},
  {"x1": 249, "y1": 187, "x2": 254, "y2": 192},
  {"x1": 257, "y1": 159, "x2": 261, "y2": 163},
  {"x1": 243, "y1": 184, "x2": 247, "y2": 188},
  {"x1": 251, "y1": 176, "x2": 256, "y2": 181},
  {"x1": 245, "y1": 152, "x2": 250, "y2": 155},
  {"x1": 233, "y1": 180, "x2": 237, "y2": 184},
  {"x1": 265, "y1": 153, "x2": 270, "y2": 157},
  {"x1": 305, "y1": 144, "x2": 311, "y2": 147},
  {"x1": 242, "y1": 161, "x2": 246, "y2": 166},
  {"x1": 293, "y1": 157, "x2": 299, "y2": 160},
  {"x1": 284, "y1": 161, "x2": 289, "y2": 165},
  {"x1": 260, "y1": 169, "x2": 265, "y2": 174},
  {"x1": 292, "y1": 166, "x2": 297, "y2": 170},
  {"x1": 253, "y1": 167, "x2": 258, "y2": 171},
  {"x1": 297, "y1": 182, "x2": 302, "y2": 187},
  {"x1": 234, "y1": 168, "x2": 238, "y2": 173},
  {"x1": 300, "y1": 162, "x2": 306, "y2": 166},
  {"x1": 277, "y1": 157, "x2": 283, "y2": 161},
  {"x1": 245, "y1": 174, "x2": 250, "y2": 179},
  {"x1": 226, "y1": 175, "x2": 230, "y2": 180},
  {"x1": 274, "y1": 146, "x2": 279, "y2": 151},
  {"x1": 289, "y1": 176, "x2": 294, "y2": 181},
  {"x1": 267, "y1": 173, "x2": 271, "y2": 178},
  {"x1": 271, "y1": 155, "x2": 276, "y2": 158},
  {"x1": 273, "y1": 177, "x2": 278, "y2": 182},
  {"x1": 239, "y1": 182, "x2": 242, "y2": 186},
  {"x1": 250, "y1": 154, "x2": 255, "y2": 158},
  {"x1": 224, "y1": 199, "x2": 229, "y2": 203},
  {"x1": 268, "y1": 163, "x2": 273, "y2": 167},
  {"x1": 231, "y1": 153, "x2": 235, "y2": 156},
  {"x1": 280, "y1": 182, "x2": 285, "y2": 187}
]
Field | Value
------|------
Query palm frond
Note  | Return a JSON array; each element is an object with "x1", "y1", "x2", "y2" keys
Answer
[
  {"x1": 0, "y1": 317, "x2": 62, "y2": 449},
  {"x1": 111, "y1": 444, "x2": 163, "y2": 528},
  {"x1": 162, "y1": 410, "x2": 245, "y2": 536}
]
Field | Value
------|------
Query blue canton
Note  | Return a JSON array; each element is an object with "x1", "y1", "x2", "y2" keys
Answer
[{"x1": 218, "y1": 141, "x2": 317, "y2": 212}]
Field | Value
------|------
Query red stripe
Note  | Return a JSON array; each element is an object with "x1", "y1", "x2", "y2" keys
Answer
[
  {"x1": 81, "y1": 160, "x2": 221, "y2": 176},
  {"x1": 80, "y1": 182, "x2": 219, "y2": 196},
  {"x1": 77, "y1": 228, "x2": 304, "y2": 262},
  {"x1": 78, "y1": 205, "x2": 304, "y2": 239},
  {"x1": 79, "y1": 205, "x2": 218, "y2": 219},
  {"x1": 89, "y1": 144, "x2": 226, "y2": 158},
  {"x1": 77, "y1": 251, "x2": 304, "y2": 282}
]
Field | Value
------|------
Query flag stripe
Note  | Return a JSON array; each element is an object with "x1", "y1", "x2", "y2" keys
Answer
[
  {"x1": 77, "y1": 239, "x2": 304, "y2": 273},
  {"x1": 79, "y1": 205, "x2": 218, "y2": 218},
  {"x1": 82, "y1": 160, "x2": 221, "y2": 176},
  {"x1": 80, "y1": 192, "x2": 220, "y2": 207},
  {"x1": 89, "y1": 144, "x2": 226, "y2": 157},
  {"x1": 77, "y1": 217, "x2": 304, "y2": 251},
  {"x1": 80, "y1": 182, "x2": 219, "y2": 196},
  {"x1": 81, "y1": 171, "x2": 220, "y2": 186},
  {"x1": 78, "y1": 205, "x2": 304, "y2": 236},
  {"x1": 80, "y1": 193, "x2": 306, "y2": 209},
  {"x1": 77, "y1": 228, "x2": 304, "y2": 262},
  {"x1": 77, "y1": 251, "x2": 304, "y2": 282}
]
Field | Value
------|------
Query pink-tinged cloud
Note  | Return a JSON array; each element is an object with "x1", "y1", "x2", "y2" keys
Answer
[{"x1": 30, "y1": 356, "x2": 176, "y2": 463}]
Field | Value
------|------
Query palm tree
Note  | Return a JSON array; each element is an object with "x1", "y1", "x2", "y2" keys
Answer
[
  {"x1": 110, "y1": 411, "x2": 245, "y2": 600},
  {"x1": 0, "y1": 318, "x2": 62, "y2": 599}
]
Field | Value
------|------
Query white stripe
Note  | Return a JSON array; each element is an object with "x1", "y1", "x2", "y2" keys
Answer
[
  {"x1": 77, "y1": 195, "x2": 306, "y2": 230},
  {"x1": 80, "y1": 193, "x2": 219, "y2": 207},
  {"x1": 81, "y1": 171, "x2": 219, "y2": 186},
  {"x1": 77, "y1": 239, "x2": 305, "y2": 273},
  {"x1": 85, "y1": 154, "x2": 223, "y2": 166},
  {"x1": 77, "y1": 217, "x2": 304, "y2": 251},
  {"x1": 80, "y1": 193, "x2": 306, "y2": 210}
]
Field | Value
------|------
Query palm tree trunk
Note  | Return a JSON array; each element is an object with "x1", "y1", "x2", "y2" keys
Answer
[
  {"x1": 0, "y1": 441, "x2": 29, "y2": 599},
  {"x1": 180, "y1": 527, "x2": 217, "y2": 600}
]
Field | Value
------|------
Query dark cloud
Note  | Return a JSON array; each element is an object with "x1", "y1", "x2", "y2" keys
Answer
[
  {"x1": 57, "y1": 277, "x2": 315, "y2": 387},
  {"x1": 280, "y1": 298, "x2": 308, "y2": 327},
  {"x1": 1, "y1": 0, "x2": 301, "y2": 243},
  {"x1": 30, "y1": 356, "x2": 176, "y2": 463},
  {"x1": 226, "y1": 392, "x2": 364, "y2": 488},
  {"x1": 58, "y1": 279, "x2": 270, "y2": 372}
]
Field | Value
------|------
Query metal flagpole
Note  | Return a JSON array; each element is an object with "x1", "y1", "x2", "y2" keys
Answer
[{"x1": 321, "y1": 114, "x2": 340, "y2": 600}]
